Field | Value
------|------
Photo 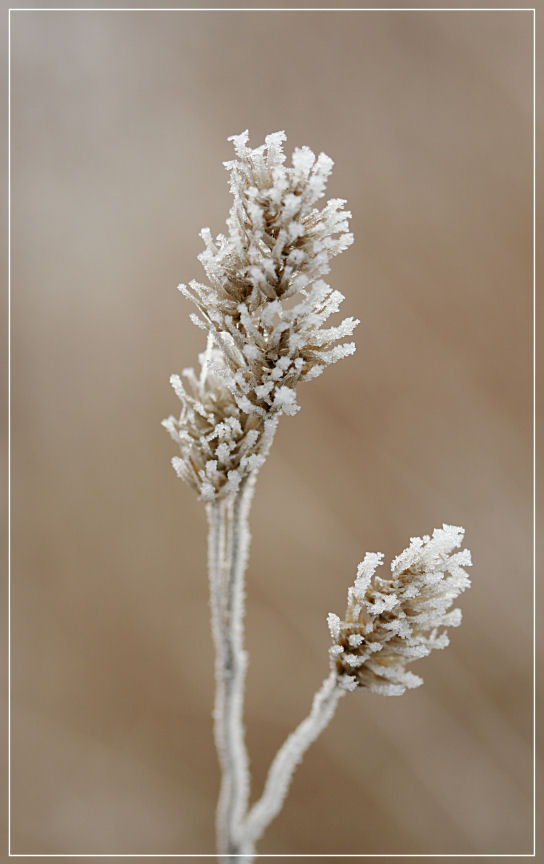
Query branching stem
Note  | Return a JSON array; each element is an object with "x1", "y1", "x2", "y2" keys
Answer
[
  {"x1": 207, "y1": 473, "x2": 344, "y2": 861},
  {"x1": 239, "y1": 672, "x2": 344, "y2": 856}
]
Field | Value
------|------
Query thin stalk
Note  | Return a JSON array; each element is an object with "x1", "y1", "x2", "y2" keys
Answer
[
  {"x1": 206, "y1": 474, "x2": 257, "y2": 859},
  {"x1": 239, "y1": 672, "x2": 344, "y2": 855}
]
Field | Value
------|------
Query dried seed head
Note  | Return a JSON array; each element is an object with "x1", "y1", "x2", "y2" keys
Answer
[
  {"x1": 162, "y1": 336, "x2": 277, "y2": 500},
  {"x1": 165, "y1": 131, "x2": 358, "y2": 500},
  {"x1": 328, "y1": 525, "x2": 472, "y2": 696}
]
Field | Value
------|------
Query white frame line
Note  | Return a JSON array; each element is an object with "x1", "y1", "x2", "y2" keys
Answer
[
  {"x1": 6, "y1": 6, "x2": 539, "y2": 10},
  {"x1": 7, "y1": 5, "x2": 536, "y2": 859},
  {"x1": 7, "y1": 3, "x2": 11, "y2": 859},
  {"x1": 532, "y1": 5, "x2": 536, "y2": 858}
]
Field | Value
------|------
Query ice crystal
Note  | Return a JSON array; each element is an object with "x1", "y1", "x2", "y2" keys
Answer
[
  {"x1": 163, "y1": 131, "x2": 357, "y2": 500},
  {"x1": 328, "y1": 525, "x2": 472, "y2": 696}
]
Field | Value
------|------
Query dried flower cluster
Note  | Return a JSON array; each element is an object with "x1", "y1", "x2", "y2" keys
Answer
[
  {"x1": 328, "y1": 525, "x2": 472, "y2": 696},
  {"x1": 163, "y1": 130, "x2": 357, "y2": 500},
  {"x1": 164, "y1": 132, "x2": 473, "y2": 860}
]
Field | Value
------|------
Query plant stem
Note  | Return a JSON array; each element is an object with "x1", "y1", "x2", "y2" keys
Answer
[
  {"x1": 239, "y1": 672, "x2": 344, "y2": 855},
  {"x1": 206, "y1": 474, "x2": 257, "y2": 858}
]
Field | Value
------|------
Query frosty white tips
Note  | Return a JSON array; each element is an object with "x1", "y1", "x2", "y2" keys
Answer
[
  {"x1": 164, "y1": 131, "x2": 358, "y2": 501},
  {"x1": 328, "y1": 525, "x2": 472, "y2": 696}
]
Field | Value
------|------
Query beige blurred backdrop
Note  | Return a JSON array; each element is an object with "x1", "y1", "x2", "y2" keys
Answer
[{"x1": 9, "y1": 6, "x2": 534, "y2": 857}]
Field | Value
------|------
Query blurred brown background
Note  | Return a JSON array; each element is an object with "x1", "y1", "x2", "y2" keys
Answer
[{"x1": 9, "y1": 6, "x2": 534, "y2": 857}]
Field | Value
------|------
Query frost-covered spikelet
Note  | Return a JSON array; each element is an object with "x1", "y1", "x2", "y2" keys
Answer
[
  {"x1": 165, "y1": 131, "x2": 358, "y2": 500},
  {"x1": 162, "y1": 336, "x2": 277, "y2": 501},
  {"x1": 327, "y1": 525, "x2": 472, "y2": 696}
]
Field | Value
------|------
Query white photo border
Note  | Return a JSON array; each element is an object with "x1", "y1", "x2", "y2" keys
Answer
[{"x1": 7, "y1": 5, "x2": 537, "y2": 858}]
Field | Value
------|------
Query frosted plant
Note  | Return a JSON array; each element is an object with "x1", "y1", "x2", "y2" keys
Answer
[
  {"x1": 327, "y1": 525, "x2": 472, "y2": 696},
  {"x1": 162, "y1": 130, "x2": 356, "y2": 501},
  {"x1": 163, "y1": 131, "x2": 472, "y2": 861}
]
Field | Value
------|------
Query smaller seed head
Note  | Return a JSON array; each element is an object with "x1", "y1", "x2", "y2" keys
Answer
[{"x1": 328, "y1": 525, "x2": 472, "y2": 696}]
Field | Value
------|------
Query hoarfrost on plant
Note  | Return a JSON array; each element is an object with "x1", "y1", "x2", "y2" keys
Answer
[
  {"x1": 163, "y1": 130, "x2": 358, "y2": 500},
  {"x1": 328, "y1": 525, "x2": 472, "y2": 696}
]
